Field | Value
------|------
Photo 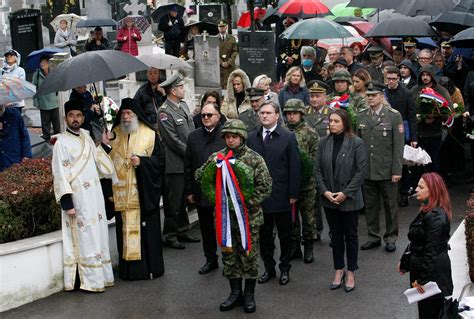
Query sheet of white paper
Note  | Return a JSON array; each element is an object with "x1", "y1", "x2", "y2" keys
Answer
[{"x1": 404, "y1": 281, "x2": 442, "y2": 304}]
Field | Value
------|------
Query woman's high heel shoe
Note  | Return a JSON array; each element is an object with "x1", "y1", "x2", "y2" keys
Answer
[
  {"x1": 330, "y1": 271, "x2": 346, "y2": 290},
  {"x1": 344, "y1": 272, "x2": 355, "y2": 293}
]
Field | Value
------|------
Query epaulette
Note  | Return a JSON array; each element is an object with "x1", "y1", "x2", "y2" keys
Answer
[
  {"x1": 358, "y1": 108, "x2": 367, "y2": 113},
  {"x1": 159, "y1": 104, "x2": 168, "y2": 110},
  {"x1": 388, "y1": 107, "x2": 399, "y2": 114}
]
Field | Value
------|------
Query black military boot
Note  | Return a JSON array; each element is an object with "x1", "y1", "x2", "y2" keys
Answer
[
  {"x1": 220, "y1": 278, "x2": 243, "y2": 311},
  {"x1": 244, "y1": 279, "x2": 257, "y2": 313},
  {"x1": 303, "y1": 240, "x2": 314, "y2": 264},
  {"x1": 289, "y1": 240, "x2": 302, "y2": 260}
]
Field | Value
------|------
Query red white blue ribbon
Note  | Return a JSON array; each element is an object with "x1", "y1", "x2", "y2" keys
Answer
[
  {"x1": 328, "y1": 93, "x2": 350, "y2": 110},
  {"x1": 215, "y1": 150, "x2": 252, "y2": 253}
]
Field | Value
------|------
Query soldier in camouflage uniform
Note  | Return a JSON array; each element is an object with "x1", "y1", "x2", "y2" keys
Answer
[
  {"x1": 328, "y1": 70, "x2": 367, "y2": 113},
  {"x1": 196, "y1": 119, "x2": 272, "y2": 313},
  {"x1": 284, "y1": 99, "x2": 319, "y2": 263},
  {"x1": 357, "y1": 82, "x2": 404, "y2": 253},
  {"x1": 306, "y1": 80, "x2": 331, "y2": 241}
]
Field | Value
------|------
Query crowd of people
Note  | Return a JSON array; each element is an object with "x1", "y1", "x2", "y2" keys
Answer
[{"x1": 1, "y1": 8, "x2": 467, "y2": 318}]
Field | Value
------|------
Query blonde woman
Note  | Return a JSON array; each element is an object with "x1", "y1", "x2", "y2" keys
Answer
[
  {"x1": 253, "y1": 74, "x2": 279, "y2": 107},
  {"x1": 278, "y1": 66, "x2": 310, "y2": 107},
  {"x1": 221, "y1": 69, "x2": 251, "y2": 119}
]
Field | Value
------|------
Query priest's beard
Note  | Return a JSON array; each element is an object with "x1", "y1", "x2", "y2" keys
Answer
[{"x1": 120, "y1": 116, "x2": 139, "y2": 134}]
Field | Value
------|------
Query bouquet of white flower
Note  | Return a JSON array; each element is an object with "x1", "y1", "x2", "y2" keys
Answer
[{"x1": 101, "y1": 96, "x2": 119, "y2": 131}]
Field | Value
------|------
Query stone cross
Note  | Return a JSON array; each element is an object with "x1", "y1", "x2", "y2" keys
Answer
[
  {"x1": 124, "y1": 0, "x2": 146, "y2": 15},
  {"x1": 202, "y1": 30, "x2": 209, "y2": 42}
]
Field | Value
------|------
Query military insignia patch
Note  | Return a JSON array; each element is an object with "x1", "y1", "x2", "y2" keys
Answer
[{"x1": 160, "y1": 113, "x2": 168, "y2": 121}]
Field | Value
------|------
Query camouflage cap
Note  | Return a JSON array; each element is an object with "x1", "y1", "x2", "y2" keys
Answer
[
  {"x1": 332, "y1": 70, "x2": 353, "y2": 84},
  {"x1": 221, "y1": 119, "x2": 248, "y2": 139},
  {"x1": 283, "y1": 98, "x2": 305, "y2": 114}
]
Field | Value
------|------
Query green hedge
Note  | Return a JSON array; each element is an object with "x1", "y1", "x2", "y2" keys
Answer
[{"x1": 0, "y1": 159, "x2": 60, "y2": 244}]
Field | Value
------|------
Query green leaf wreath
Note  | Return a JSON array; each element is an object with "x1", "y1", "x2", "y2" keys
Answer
[
  {"x1": 200, "y1": 160, "x2": 255, "y2": 205},
  {"x1": 299, "y1": 150, "x2": 314, "y2": 187}
]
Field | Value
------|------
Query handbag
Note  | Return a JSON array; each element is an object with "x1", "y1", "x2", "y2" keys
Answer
[
  {"x1": 438, "y1": 298, "x2": 459, "y2": 319},
  {"x1": 399, "y1": 243, "x2": 411, "y2": 273}
]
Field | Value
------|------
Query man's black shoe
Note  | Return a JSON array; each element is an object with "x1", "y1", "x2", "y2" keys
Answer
[
  {"x1": 399, "y1": 195, "x2": 409, "y2": 207},
  {"x1": 199, "y1": 261, "x2": 218, "y2": 274},
  {"x1": 386, "y1": 243, "x2": 396, "y2": 253},
  {"x1": 279, "y1": 272, "x2": 290, "y2": 285},
  {"x1": 360, "y1": 241, "x2": 381, "y2": 250},
  {"x1": 164, "y1": 240, "x2": 185, "y2": 249},
  {"x1": 257, "y1": 270, "x2": 276, "y2": 284},
  {"x1": 177, "y1": 233, "x2": 201, "y2": 243}
]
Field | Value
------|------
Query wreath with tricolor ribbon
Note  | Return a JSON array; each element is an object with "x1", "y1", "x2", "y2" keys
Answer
[
  {"x1": 417, "y1": 87, "x2": 454, "y2": 128},
  {"x1": 327, "y1": 93, "x2": 358, "y2": 130}
]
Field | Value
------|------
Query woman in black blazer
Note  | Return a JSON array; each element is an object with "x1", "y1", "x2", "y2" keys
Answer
[
  {"x1": 315, "y1": 109, "x2": 367, "y2": 293},
  {"x1": 398, "y1": 172, "x2": 453, "y2": 319}
]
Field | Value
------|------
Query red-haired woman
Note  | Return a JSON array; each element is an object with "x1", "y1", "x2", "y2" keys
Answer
[
  {"x1": 350, "y1": 42, "x2": 364, "y2": 63},
  {"x1": 398, "y1": 172, "x2": 453, "y2": 319}
]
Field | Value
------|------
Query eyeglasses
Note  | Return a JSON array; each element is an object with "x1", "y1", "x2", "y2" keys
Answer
[
  {"x1": 386, "y1": 77, "x2": 398, "y2": 81},
  {"x1": 201, "y1": 113, "x2": 217, "y2": 119},
  {"x1": 418, "y1": 57, "x2": 431, "y2": 61}
]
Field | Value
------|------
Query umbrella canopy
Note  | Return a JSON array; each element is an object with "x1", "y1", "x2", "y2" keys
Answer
[
  {"x1": 430, "y1": 0, "x2": 474, "y2": 34},
  {"x1": 343, "y1": 20, "x2": 392, "y2": 52},
  {"x1": 367, "y1": 9, "x2": 406, "y2": 23},
  {"x1": 151, "y1": 3, "x2": 186, "y2": 23},
  {"x1": 395, "y1": 0, "x2": 456, "y2": 17},
  {"x1": 263, "y1": 4, "x2": 285, "y2": 24},
  {"x1": 275, "y1": 0, "x2": 332, "y2": 19},
  {"x1": 118, "y1": 15, "x2": 150, "y2": 34},
  {"x1": 0, "y1": 75, "x2": 36, "y2": 105},
  {"x1": 139, "y1": 54, "x2": 192, "y2": 71},
  {"x1": 390, "y1": 37, "x2": 438, "y2": 49},
  {"x1": 317, "y1": 25, "x2": 368, "y2": 49},
  {"x1": 184, "y1": 20, "x2": 218, "y2": 35},
  {"x1": 347, "y1": 0, "x2": 397, "y2": 10},
  {"x1": 76, "y1": 18, "x2": 117, "y2": 28},
  {"x1": 365, "y1": 17, "x2": 438, "y2": 38},
  {"x1": 448, "y1": 26, "x2": 474, "y2": 47},
  {"x1": 333, "y1": 16, "x2": 367, "y2": 23},
  {"x1": 36, "y1": 50, "x2": 149, "y2": 96},
  {"x1": 50, "y1": 13, "x2": 84, "y2": 31},
  {"x1": 280, "y1": 18, "x2": 353, "y2": 40},
  {"x1": 237, "y1": 8, "x2": 267, "y2": 28},
  {"x1": 25, "y1": 48, "x2": 63, "y2": 70},
  {"x1": 331, "y1": 2, "x2": 375, "y2": 17}
]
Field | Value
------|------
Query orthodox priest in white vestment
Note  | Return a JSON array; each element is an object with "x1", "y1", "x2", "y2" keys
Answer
[{"x1": 52, "y1": 100, "x2": 115, "y2": 292}]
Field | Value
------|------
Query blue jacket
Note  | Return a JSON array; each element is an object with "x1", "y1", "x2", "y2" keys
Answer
[
  {"x1": 278, "y1": 85, "x2": 310, "y2": 109},
  {"x1": 247, "y1": 125, "x2": 301, "y2": 213},
  {"x1": 0, "y1": 107, "x2": 32, "y2": 171}
]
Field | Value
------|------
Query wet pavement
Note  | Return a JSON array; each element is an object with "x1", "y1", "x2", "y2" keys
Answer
[{"x1": 2, "y1": 172, "x2": 471, "y2": 319}]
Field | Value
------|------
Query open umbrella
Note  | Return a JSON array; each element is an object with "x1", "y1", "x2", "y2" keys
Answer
[
  {"x1": 333, "y1": 16, "x2": 367, "y2": 23},
  {"x1": 76, "y1": 18, "x2": 117, "y2": 28},
  {"x1": 395, "y1": 0, "x2": 456, "y2": 17},
  {"x1": 365, "y1": 17, "x2": 438, "y2": 38},
  {"x1": 25, "y1": 48, "x2": 63, "y2": 70},
  {"x1": 0, "y1": 75, "x2": 36, "y2": 105},
  {"x1": 347, "y1": 0, "x2": 397, "y2": 10},
  {"x1": 430, "y1": 0, "x2": 474, "y2": 34},
  {"x1": 139, "y1": 53, "x2": 192, "y2": 71},
  {"x1": 280, "y1": 18, "x2": 353, "y2": 40},
  {"x1": 331, "y1": 2, "x2": 375, "y2": 17},
  {"x1": 118, "y1": 15, "x2": 150, "y2": 34},
  {"x1": 36, "y1": 50, "x2": 149, "y2": 96},
  {"x1": 184, "y1": 20, "x2": 218, "y2": 35},
  {"x1": 317, "y1": 25, "x2": 368, "y2": 49},
  {"x1": 390, "y1": 37, "x2": 438, "y2": 50},
  {"x1": 448, "y1": 26, "x2": 474, "y2": 47},
  {"x1": 151, "y1": 3, "x2": 186, "y2": 23},
  {"x1": 263, "y1": 3, "x2": 286, "y2": 24},
  {"x1": 237, "y1": 8, "x2": 267, "y2": 28},
  {"x1": 344, "y1": 20, "x2": 392, "y2": 52},
  {"x1": 50, "y1": 13, "x2": 84, "y2": 31},
  {"x1": 275, "y1": 0, "x2": 332, "y2": 19},
  {"x1": 367, "y1": 9, "x2": 407, "y2": 23}
]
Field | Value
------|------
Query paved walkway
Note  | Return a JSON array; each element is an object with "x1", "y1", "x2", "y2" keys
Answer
[{"x1": 3, "y1": 173, "x2": 471, "y2": 318}]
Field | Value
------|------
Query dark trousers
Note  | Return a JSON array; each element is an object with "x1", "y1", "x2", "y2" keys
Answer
[
  {"x1": 40, "y1": 108, "x2": 60, "y2": 141},
  {"x1": 325, "y1": 208, "x2": 359, "y2": 271},
  {"x1": 418, "y1": 296, "x2": 444, "y2": 319},
  {"x1": 260, "y1": 212, "x2": 292, "y2": 273},
  {"x1": 418, "y1": 136, "x2": 442, "y2": 173},
  {"x1": 197, "y1": 205, "x2": 217, "y2": 262},
  {"x1": 163, "y1": 174, "x2": 190, "y2": 241},
  {"x1": 165, "y1": 41, "x2": 181, "y2": 57},
  {"x1": 400, "y1": 165, "x2": 414, "y2": 196},
  {"x1": 314, "y1": 194, "x2": 324, "y2": 235}
]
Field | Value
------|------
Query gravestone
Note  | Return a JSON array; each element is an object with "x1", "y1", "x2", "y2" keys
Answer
[
  {"x1": 8, "y1": 9, "x2": 43, "y2": 68},
  {"x1": 238, "y1": 31, "x2": 275, "y2": 83},
  {"x1": 198, "y1": 4, "x2": 223, "y2": 24},
  {"x1": 193, "y1": 32, "x2": 221, "y2": 93}
]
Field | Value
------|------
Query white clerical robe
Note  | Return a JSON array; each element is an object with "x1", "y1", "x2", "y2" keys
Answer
[{"x1": 52, "y1": 129, "x2": 115, "y2": 292}]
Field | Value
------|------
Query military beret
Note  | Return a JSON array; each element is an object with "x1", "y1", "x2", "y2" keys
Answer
[
  {"x1": 64, "y1": 99, "x2": 84, "y2": 115},
  {"x1": 160, "y1": 73, "x2": 185, "y2": 89},
  {"x1": 217, "y1": 19, "x2": 228, "y2": 27},
  {"x1": 365, "y1": 81, "x2": 386, "y2": 94},
  {"x1": 307, "y1": 80, "x2": 329, "y2": 94},
  {"x1": 246, "y1": 87, "x2": 265, "y2": 100}
]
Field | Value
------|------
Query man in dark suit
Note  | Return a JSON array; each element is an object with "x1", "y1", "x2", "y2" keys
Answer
[{"x1": 247, "y1": 101, "x2": 301, "y2": 285}]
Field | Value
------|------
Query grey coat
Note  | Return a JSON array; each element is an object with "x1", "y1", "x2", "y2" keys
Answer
[
  {"x1": 157, "y1": 98, "x2": 195, "y2": 174},
  {"x1": 315, "y1": 134, "x2": 367, "y2": 211}
]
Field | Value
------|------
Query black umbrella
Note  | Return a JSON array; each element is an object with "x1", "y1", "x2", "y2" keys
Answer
[
  {"x1": 76, "y1": 18, "x2": 117, "y2": 28},
  {"x1": 365, "y1": 17, "x2": 438, "y2": 38},
  {"x1": 263, "y1": 5, "x2": 281, "y2": 25},
  {"x1": 184, "y1": 20, "x2": 218, "y2": 35},
  {"x1": 448, "y1": 26, "x2": 474, "y2": 47},
  {"x1": 395, "y1": 0, "x2": 456, "y2": 17},
  {"x1": 333, "y1": 16, "x2": 367, "y2": 23},
  {"x1": 347, "y1": 0, "x2": 397, "y2": 10},
  {"x1": 151, "y1": 3, "x2": 185, "y2": 23},
  {"x1": 36, "y1": 50, "x2": 149, "y2": 96},
  {"x1": 430, "y1": 0, "x2": 474, "y2": 34}
]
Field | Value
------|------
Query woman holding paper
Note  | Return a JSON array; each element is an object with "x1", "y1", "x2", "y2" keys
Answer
[{"x1": 398, "y1": 172, "x2": 453, "y2": 319}]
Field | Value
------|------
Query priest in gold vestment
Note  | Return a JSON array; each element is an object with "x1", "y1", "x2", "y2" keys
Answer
[{"x1": 109, "y1": 98, "x2": 166, "y2": 280}]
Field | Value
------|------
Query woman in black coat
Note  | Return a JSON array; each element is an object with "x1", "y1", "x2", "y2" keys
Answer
[
  {"x1": 315, "y1": 109, "x2": 367, "y2": 293},
  {"x1": 398, "y1": 172, "x2": 453, "y2": 319}
]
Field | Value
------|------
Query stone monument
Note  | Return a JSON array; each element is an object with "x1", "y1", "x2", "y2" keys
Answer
[
  {"x1": 238, "y1": 30, "x2": 276, "y2": 83},
  {"x1": 193, "y1": 31, "x2": 221, "y2": 95}
]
